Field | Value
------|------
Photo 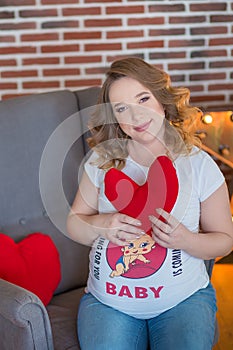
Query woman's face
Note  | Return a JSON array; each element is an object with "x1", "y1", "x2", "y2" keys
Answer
[{"x1": 109, "y1": 76, "x2": 165, "y2": 145}]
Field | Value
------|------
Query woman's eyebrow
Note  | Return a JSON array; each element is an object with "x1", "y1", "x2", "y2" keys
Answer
[
  {"x1": 135, "y1": 91, "x2": 150, "y2": 99},
  {"x1": 113, "y1": 102, "x2": 124, "y2": 109},
  {"x1": 112, "y1": 91, "x2": 150, "y2": 108}
]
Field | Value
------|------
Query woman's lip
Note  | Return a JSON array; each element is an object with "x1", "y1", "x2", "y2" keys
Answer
[{"x1": 133, "y1": 119, "x2": 152, "y2": 132}]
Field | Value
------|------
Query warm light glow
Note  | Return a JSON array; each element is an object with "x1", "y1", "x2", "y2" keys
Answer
[
  {"x1": 201, "y1": 114, "x2": 213, "y2": 124},
  {"x1": 219, "y1": 144, "x2": 230, "y2": 156},
  {"x1": 195, "y1": 131, "x2": 207, "y2": 139}
]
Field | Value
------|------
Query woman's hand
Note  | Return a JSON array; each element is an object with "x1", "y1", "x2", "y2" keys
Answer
[
  {"x1": 96, "y1": 212, "x2": 145, "y2": 246},
  {"x1": 67, "y1": 170, "x2": 145, "y2": 247},
  {"x1": 149, "y1": 208, "x2": 192, "y2": 250}
]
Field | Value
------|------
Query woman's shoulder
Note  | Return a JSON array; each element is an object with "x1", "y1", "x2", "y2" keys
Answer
[
  {"x1": 188, "y1": 146, "x2": 215, "y2": 165},
  {"x1": 176, "y1": 146, "x2": 223, "y2": 179},
  {"x1": 188, "y1": 146, "x2": 224, "y2": 183},
  {"x1": 175, "y1": 146, "x2": 208, "y2": 166},
  {"x1": 84, "y1": 151, "x2": 105, "y2": 187},
  {"x1": 85, "y1": 150, "x2": 99, "y2": 165}
]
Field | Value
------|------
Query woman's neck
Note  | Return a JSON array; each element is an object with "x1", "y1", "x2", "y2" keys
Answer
[{"x1": 127, "y1": 139, "x2": 169, "y2": 167}]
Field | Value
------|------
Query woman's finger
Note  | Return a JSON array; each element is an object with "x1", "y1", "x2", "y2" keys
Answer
[
  {"x1": 149, "y1": 215, "x2": 171, "y2": 234},
  {"x1": 119, "y1": 213, "x2": 142, "y2": 227},
  {"x1": 154, "y1": 208, "x2": 179, "y2": 231}
]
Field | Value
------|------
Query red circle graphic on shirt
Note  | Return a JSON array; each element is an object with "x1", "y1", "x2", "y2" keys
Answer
[{"x1": 106, "y1": 240, "x2": 167, "y2": 279}]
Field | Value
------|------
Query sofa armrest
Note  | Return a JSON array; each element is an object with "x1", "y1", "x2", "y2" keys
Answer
[
  {"x1": 0, "y1": 279, "x2": 54, "y2": 350},
  {"x1": 204, "y1": 259, "x2": 215, "y2": 278}
]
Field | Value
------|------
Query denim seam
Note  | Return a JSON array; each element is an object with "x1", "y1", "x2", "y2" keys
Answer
[{"x1": 135, "y1": 321, "x2": 147, "y2": 350}]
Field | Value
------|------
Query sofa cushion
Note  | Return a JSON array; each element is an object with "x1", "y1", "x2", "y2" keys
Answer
[
  {"x1": 2, "y1": 216, "x2": 90, "y2": 295},
  {"x1": 0, "y1": 90, "x2": 82, "y2": 228},
  {"x1": 47, "y1": 288, "x2": 85, "y2": 350},
  {"x1": 0, "y1": 232, "x2": 61, "y2": 305}
]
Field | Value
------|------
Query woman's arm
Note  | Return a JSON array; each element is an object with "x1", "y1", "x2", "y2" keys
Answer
[
  {"x1": 149, "y1": 182, "x2": 233, "y2": 260},
  {"x1": 66, "y1": 170, "x2": 145, "y2": 247}
]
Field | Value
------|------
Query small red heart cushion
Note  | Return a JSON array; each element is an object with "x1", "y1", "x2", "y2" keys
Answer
[
  {"x1": 0, "y1": 232, "x2": 61, "y2": 305},
  {"x1": 105, "y1": 156, "x2": 179, "y2": 235}
]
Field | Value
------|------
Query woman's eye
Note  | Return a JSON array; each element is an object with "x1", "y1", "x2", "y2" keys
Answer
[
  {"x1": 139, "y1": 96, "x2": 150, "y2": 104},
  {"x1": 115, "y1": 105, "x2": 128, "y2": 113}
]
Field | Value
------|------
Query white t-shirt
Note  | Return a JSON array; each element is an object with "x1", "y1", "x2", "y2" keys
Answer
[{"x1": 83, "y1": 147, "x2": 224, "y2": 319}]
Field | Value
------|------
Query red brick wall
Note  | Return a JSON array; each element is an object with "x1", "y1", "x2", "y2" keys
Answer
[{"x1": 0, "y1": 0, "x2": 233, "y2": 108}]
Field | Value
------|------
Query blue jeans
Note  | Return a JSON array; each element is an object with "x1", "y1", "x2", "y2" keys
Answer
[{"x1": 77, "y1": 283, "x2": 217, "y2": 350}]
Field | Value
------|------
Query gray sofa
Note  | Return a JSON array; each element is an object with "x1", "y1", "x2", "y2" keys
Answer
[
  {"x1": 0, "y1": 87, "x2": 218, "y2": 350},
  {"x1": 0, "y1": 87, "x2": 100, "y2": 350}
]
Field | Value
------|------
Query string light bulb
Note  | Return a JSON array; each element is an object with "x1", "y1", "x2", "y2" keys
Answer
[
  {"x1": 219, "y1": 144, "x2": 230, "y2": 156},
  {"x1": 195, "y1": 130, "x2": 207, "y2": 139},
  {"x1": 201, "y1": 114, "x2": 213, "y2": 124}
]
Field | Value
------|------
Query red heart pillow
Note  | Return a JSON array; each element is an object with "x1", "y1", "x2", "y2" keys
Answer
[
  {"x1": 0, "y1": 232, "x2": 61, "y2": 305},
  {"x1": 105, "y1": 156, "x2": 179, "y2": 235}
]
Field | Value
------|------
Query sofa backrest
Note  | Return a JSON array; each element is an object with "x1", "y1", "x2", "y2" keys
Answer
[
  {"x1": 74, "y1": 86, "x2": 101, "y2": 154},
  {"x1": 0, "y1": 88, "x2": 100, "y2": 294}
]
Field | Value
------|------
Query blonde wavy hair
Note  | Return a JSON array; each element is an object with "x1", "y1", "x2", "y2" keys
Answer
[{"x1": 87, "y1": 57, "x2": 202, "y2": 170}]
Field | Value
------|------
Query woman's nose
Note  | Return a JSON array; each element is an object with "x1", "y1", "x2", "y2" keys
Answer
[{"x1": 129, "y1": 104, "x2": 145, "y2": 122}]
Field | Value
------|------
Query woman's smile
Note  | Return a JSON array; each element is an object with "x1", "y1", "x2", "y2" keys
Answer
[{"x1": 133, "y1": 119, "x2": 152, "y2": 132}]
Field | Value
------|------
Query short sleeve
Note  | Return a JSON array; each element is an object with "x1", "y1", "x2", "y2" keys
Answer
[
  {"x1": 84, "y1": 152, "x2": 103, "y2": 188},
  {"x1": 196, "y1": 151, "x2": 225, "y2": 202}
]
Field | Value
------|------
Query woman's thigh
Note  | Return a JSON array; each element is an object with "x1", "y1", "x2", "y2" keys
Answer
[
  {"x1": 78, "y1": 293, "x2": 148, "y2": 350},
  {"x1": 148, "y1": 283, "x2": 217, "y2": 350}
]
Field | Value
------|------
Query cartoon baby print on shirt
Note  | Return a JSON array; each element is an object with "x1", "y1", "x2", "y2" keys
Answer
[{"x1": 109, "y1": 234, "x2": 156, "y2": 278}]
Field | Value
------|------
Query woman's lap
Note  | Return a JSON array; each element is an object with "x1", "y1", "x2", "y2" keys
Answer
[
  {"x1": 77, "y1": 284, "x2": 216, "y2": 350},
  {"x1": 147, "y1": 283, "x2": 217, "y2": 350},
  {"x1": 77, "y1": 292, "x2": 148, "y2": 350}
]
